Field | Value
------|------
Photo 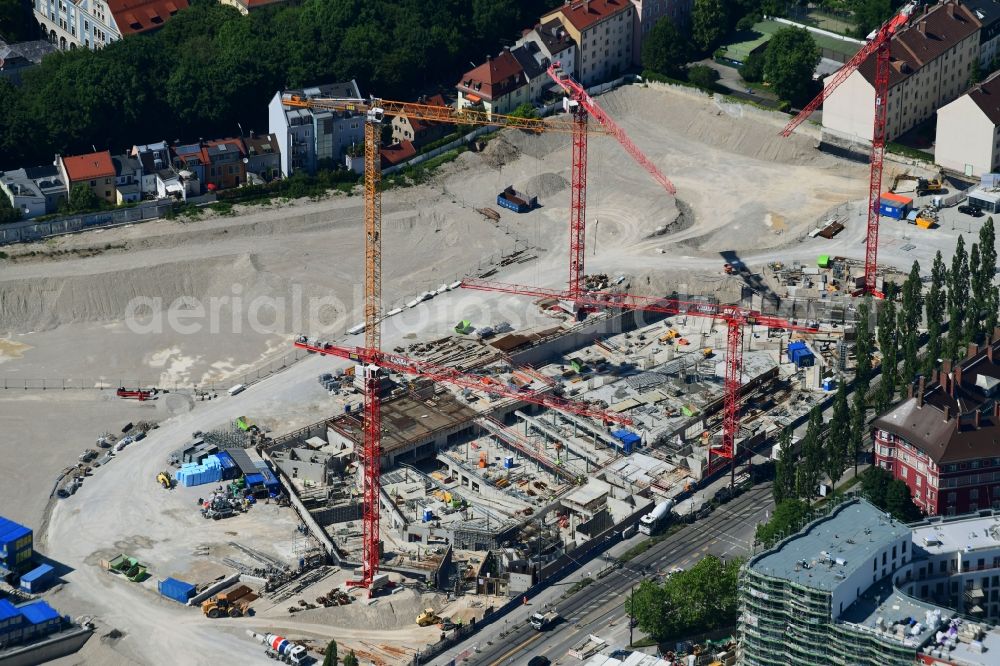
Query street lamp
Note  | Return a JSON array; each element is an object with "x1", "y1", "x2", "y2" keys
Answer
[{"x1": 629, "y1": 583, "x2": 636, "y2": 647}]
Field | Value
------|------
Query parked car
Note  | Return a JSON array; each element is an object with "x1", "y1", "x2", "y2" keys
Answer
[{"x1": 958, "y1": 204, "x2": 984, "y2": 217}]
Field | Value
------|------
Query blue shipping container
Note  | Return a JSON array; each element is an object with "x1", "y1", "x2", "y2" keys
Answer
[
  {"x1": 158, "y1": 577, "x2": 196, "y2": 604},
  {"x1": 19, "y1": 564, "x2": 54, "y2": 593},
  {"x1": 879, "y1": 203, "x2": 905, "y2": 219}
]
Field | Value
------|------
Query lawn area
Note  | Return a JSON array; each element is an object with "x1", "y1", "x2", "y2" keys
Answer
[{"x1": 719, "y1": 20, "x2": 861, "y2": 65}]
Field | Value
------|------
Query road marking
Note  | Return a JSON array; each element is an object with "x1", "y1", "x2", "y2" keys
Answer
[{"x1": 487, "y1": 631, "x2": 544, "y2": 666}]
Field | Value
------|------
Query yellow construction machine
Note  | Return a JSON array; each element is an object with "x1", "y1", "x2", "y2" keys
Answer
[
  {"x1": 416, "y1": 608, "x2": 442, "y2": 627},
  {"x1": 156, "y1": 471, "x2": 173, "y2": 490},
  {"x1": 202, "y1": 584, "x2": 258, "y2": 618}
]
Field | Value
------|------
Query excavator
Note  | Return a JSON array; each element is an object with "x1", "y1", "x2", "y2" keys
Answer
[{"x1": 916, "y1": 171, "x2": 946, "y2": 197}]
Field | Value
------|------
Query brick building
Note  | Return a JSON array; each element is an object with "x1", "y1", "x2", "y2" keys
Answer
[{"x1": 873, "y1": 332, "x2": 1000, "y2": 516}]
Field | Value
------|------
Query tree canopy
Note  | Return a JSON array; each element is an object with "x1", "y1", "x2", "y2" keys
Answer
[
  {"x1": 0, "y1": 0, "x2": 555, "y2": 170},
  {"x1": 0, "y1": 0, "x2": 39, "y2": 42},
  {"x1": 755, "y1": 499, "x2": 813, "y2": 547},
  {"x1": 762, "y1": 27, "x2": 819, "y2": 104},
  {"x1": 641, "y1": 16, "x2": 690, "y2": 78},
  {"x1": 859, "y1": 466, "x2": 922, "y2": 522},
  {"x1": 692, "y1": 0, "x2": 728, "y2": 53},
  {"x1": 627, "y1": 556, "x2": 742, "y2": 640}
]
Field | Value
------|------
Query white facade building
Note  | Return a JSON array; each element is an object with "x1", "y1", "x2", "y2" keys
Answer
[
  {"x1": 33, "y1": 0, "x2": 187, "y2": 51},
  {"x1": 936, "y1": 72, "x2": 1000, "y2": 176},
  {"x1": 822, "y1": 0, "x2": 981, "y2": 145}
]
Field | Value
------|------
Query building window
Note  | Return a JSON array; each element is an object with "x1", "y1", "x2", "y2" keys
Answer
[{"x1": 972, "y1": 488, "x2": 980, "y2": 501}]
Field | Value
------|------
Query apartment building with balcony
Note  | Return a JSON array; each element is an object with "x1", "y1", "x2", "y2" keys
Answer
[
  {"x1": 540, "y1": 0, "x2": 634, "y2": 87},
  {"x1": 268, "y1": 80, "x2": 364, "y2": 177},
  {"x1": 739, "y1": 499, "x2": 939, "y2": 666},
  {"x1": 455, "y1": 48, "x2": 530, "y2": 116},
  {"x1": 822, "y1": 0, "x2": 981, "y2": 145},
  {"x1": 873, "y1": 332, "x2": 1000, "y2": 517}
]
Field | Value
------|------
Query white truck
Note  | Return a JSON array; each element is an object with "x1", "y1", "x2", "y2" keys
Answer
[
  {"x1": 529, "y1": 610, "x2": 559, "y2": 630},
  {"x1": 246, "y1": 631, "x2": 308, "y2": 665},
  {"x1": 638, "y1": 499, "x2": 675, "y2": 535}
]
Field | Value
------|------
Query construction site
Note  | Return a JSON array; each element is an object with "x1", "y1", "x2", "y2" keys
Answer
[{"x1": 0, "y1": 67, "x2": 988, "y2": 665}]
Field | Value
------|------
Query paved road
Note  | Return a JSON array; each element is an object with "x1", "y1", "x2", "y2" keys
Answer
[{"x1": 434, "y1": 483, "x2": 774, "y2": 666}]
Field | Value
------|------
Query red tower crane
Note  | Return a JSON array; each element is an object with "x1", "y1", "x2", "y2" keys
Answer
[
  {"x1": 546, "y1": 63, "x2": 676, "y2": 296},
  {"x1": 462, "y1": 278, "x2": 823, "y2": 479},
  {"x1": 780, "y1": 7, "x2": 914, "y2": 296}
]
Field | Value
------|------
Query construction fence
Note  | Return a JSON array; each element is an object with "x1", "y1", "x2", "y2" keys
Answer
[{"x1": 0, "y1": 200, "x2": 175, "y2": 246}]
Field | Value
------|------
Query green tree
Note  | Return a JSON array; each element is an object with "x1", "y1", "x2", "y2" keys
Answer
[
  {"x1": 508, "y1": 102, "x2": 539, "y2": 119},
  {"x1": 641, "y1": 16, "x2": 690, "y2": 78},
  {"x1": 692, "y1": 0, "x2": 728, "y2": 52},
  {"x1": 762, "y1": 27, "x2": 820, "y2": 104},
  {"x1": 859, "y1": 466, "x2": 922, "y2": 522},
  {"x1": 853, "y1": 0, "x2": 893, "y2": 38},
  {"x1": 342, "y1": 650, "x2": 359, "y2": 666},
  {"x1": 322, "y1": 639, "x2": 338, "y2": 666},
  {"x1": 686, "y1": 64, "x2": 720, "y2": 89},
  {"x1": 755, "y1": 499, "x2": 813, "y2": 547},
  {"x1": 855, "y1": 296, "x2": 873, "y2": 398},
  {"x1": 825, "y1": 383, "x2": 850, "y2": 489},
  {"x1": 875, "y1": 283, "x2": 898, "y2": 413},
  {"x1": 849, "y1": 391, "x2": 866, "y2": 477},
  {"x1": 974, "y1": 217, "x2": 999, "y2": 342},
  {"x1": 796, "y1": 406, "x2": 824, "y2": 499},
  {"x1": 924, "y1": 251, "x2": 947, "y2": 376},
  {"x1": 899, "y1": 261, "x2": 922, "y2": 383},
  {"x1": 947, "y1": 235, "x2": 970, "y2": 361},
  {"x1": 739, "y1": 50, "x2": 765, "y2": 83},
  {"x1": 0, "y1": 192, "x2": 20, "y2": 224},
  {"x1": 773, "y1": 427, "x2": 797, "y2": 504},
  {"x1": 626, "y1": 580, "x2": 670, "y2": 639},
  {"x1": 970, "y1": 60, "x2": 984, "y2": 86},
  {"x1": 0, "y1": 0, "x2": 39, "y2": 42},
  {"x1": 66, "y1": 183, "x2": 101, "y2": 214},
  {"x1": 629, "y1": 556, "x2": 742, "y2": 640}
]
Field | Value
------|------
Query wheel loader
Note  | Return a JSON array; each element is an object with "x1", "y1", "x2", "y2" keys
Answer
[
  {"x1": 157, "y1": 471, "x2": 173, "y2": 489},
  {"x1": 416, "y1": 608, "x2": 442, "y2": 627},
  {"x1": 202, "y1": 584, "x2": 258, "y2": 618}
]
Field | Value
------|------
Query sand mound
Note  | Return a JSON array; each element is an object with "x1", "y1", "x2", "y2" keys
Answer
[
  {"x1": 520, "y1": 172, "x2": 569, "y2": 199},
  {"x1": 0, "y1": 253, "x2": 283, "y2": 333},
  {"x1": 479, "y1": 136, "x2": 521, "y2": 169},
  {"x1": 288, "y1": 589, "x2": 449, "y2": 631}
]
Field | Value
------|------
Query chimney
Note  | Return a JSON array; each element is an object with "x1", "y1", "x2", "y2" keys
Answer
[
  {"x1": 947, "y1": 2, "x2": 955, "y2": 18},
  {"x1": 931, "y1": 369, "x2": 939, "y2": 385},
  {"x1": 908, "y1": 384, "x2": 914, "y2": 399},
  {"x1": 975, "y1": 410, "x2": 981, "y2": 428},
  {"x1": 995, "y1": 401, "x2": 1000, "y2": 419},
  {"x1": 989, "y1": 344, "x2": 994, "y2": 363},
  {"x1": 919, "y1": 20, "x2": 927, "y2": 34},
  {"x1": 918, "y1": 375, "x2": 925, "y2": 407},
  {"x1": 953, "y1": 366, "x2": 962, "y2": 394},
  {"x1": 967, "y1": 342, "x2": 979, "y2": 360},
  {"x1": 944, "y1": 405, "x2": 951, "y2": 421},
  {"x1": 992, "y1": 327, "x2": 1000, "y2": 343}
]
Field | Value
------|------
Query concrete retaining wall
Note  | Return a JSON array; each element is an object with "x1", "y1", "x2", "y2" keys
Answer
[
  {"x1": 0, "y1": 627, "x2": 92, "y2": 666},
  {"x1": 187, "y1": 573, "x2": 242, "y2": 606}
]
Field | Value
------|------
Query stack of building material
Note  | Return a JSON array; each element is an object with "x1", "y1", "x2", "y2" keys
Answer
[{"x1": 175, "y1": 456, "x2": 223, "y2": 487}]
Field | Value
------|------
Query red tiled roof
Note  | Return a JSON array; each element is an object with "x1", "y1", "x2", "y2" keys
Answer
[
  {"x1": 456, "y1": 50, "x2": 525, "y2": 102},
  {"x1": 555, "y1": 0, "x2": 631, "y2": 32},
  {"x1": 62, "y1": 150, "x2": 115, "y2": 181},
  {"x1": 107, "y1": 0, "x2": 188, "y2": 35},
  {"x1": 855, "y1": 1, "x2": 980, "y2": 88},
  {"x1": 380, "y1": 141, "x2": 416, "y2": 167},
  {"x1": 407, "y1": 94, "x2": 448, "y2": 132}
]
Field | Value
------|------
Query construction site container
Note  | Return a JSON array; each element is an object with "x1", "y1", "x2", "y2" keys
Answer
[
  {"x1": 879, "y1": 192, "x2": 912, "y2": 219},
  {"x1": 611, "y1": 429, "x2": 641, "y2": 454},
  {"x1": 817, "y1": 255, "x2": 830, "y2": 268},
  {"x1": 215, "y1": 451, "x2": 239, "y2": 481},
  {"x1": 19, "y1": 564, "x2": 54, "y2": 593},
  {"x1": 787, "y1": 341, "x2": 815, "y2": 368},
  {"x1": 496, "y1": 186, "x2": 537, "y2": 213},
  {"x1": 252, "y1": 461, "x2": 281, "y2": 496},
  {"x1": 158, "y1": 577, "x2": 196, "y2": 604},
  {"x1": 0, "y1": 517, "x2": 33, "y2": 574}
]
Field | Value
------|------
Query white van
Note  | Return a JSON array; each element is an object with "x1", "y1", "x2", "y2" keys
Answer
[{"x1": 228, "y1": 384, "x2": 246, "y2": 396}]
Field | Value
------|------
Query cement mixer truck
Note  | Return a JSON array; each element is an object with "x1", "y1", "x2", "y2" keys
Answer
[{"x1": 246, "y1": 630, "x2": 308, "y2": 664}]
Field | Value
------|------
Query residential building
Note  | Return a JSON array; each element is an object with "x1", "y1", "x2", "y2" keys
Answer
[
  {"x1": 515, "y1": 19, "x2": 578, "y2": 95},
  {"x1": 131, "y1": 140, "x2": 170, "y2": 196},
  {"x1": 964, "y1": 0, "x2": 1000, "y2": 68},
  {"x1": 218, "y1": 0, "x2": 288, "y2": 14},
  {"x1": 57, "y1": 150, "x2": 116, "y2": 204},
  {"x1": 510, "y1": 43, "x2": 555, "y2": 107},
  {"x1": 111, "y1": 153, "x2": 141, "y2": 203},
  {"x1": 391, "y1": 94, "x2": 450, "y2": 148},
  {"x1": 455, "y1": 48, "x2": 529, "y2": 115},
  {"x1": 33, "y1": 0, "x2": 188, "y2": 50},
  {"x1": 204, "y1": 137, "x2": 246, "y2": 191},
  {"x1": 0, "y1": 38, "x2": 56, "y2": 83},
  {"x1": 739, "y1": 499, "x2": 949, "y2": 666},
  {"x1": 243, "y1": 132, "x2": 281, "y2": 182},
  {"x1": 822, "y1": 0, "x2": 981, "y2": 144},
  {"x1": 380, "y1": 140, "x2": 416, "y2": 168},
  {"x1": 540, "y1": 0, "x2": 635, "y2": 87},
  {"x1": 268, "y1": 80, "x2": 364, "y2": 177},
  {"x1": 873, "y1": 331, "x2": 1000, "y2": 517},
  {"x1": 0, "y1": 165, "x2": 67, "y2": 218},
  {"x1": 937, "y1": 70, "x2": 1000, "y2": 176},
  {"x1": 629, "y1": 0, "x2": 692, "y2": 65},
  {"x1": 170, "y1": 142, "x2": 206, "y2": 187}
]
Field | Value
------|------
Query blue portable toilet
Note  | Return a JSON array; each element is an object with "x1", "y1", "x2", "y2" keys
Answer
[{"x1": 422, "y1": 508, "x2": 433, "y2": 522}]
